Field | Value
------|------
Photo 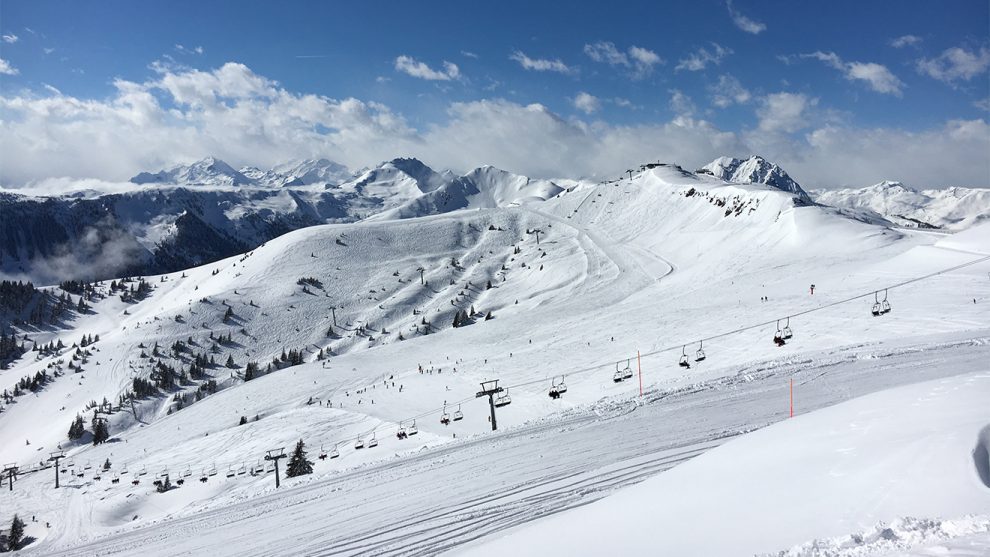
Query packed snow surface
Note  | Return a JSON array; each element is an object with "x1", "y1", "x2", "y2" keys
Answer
[{"x1": 1, "y1": 165, "x2": 988, "y2": 555}]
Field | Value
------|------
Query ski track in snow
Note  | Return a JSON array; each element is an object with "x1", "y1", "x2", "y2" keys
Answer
[{"x1": 28, "y1": 335, "x2": 990, "y2": 557}]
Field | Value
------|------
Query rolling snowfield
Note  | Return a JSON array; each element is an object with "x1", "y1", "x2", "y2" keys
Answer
[{"x1": 1, "y1": 166, "x2": 988, "y2": 556}]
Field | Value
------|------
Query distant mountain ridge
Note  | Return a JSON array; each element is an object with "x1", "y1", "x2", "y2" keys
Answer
[
  {"x1": 131, "y1": 157, "x2": 354, "y2": 188},
  {"x1": 810, "y1": 181, "x2": 990, "y2": 231}
]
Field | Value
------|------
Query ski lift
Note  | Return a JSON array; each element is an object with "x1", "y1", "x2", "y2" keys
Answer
[
  {"x1": 695, "y1": 341, "x2": 706, "y2": 362},
  {"x1": 554, "y1": 376, "x2": 568, "y2": 394},
  {"x1": 208, "y1": 465, "x2": 217, "y2": 477},
  {"x1": 120, "y1": 464, "x2": 128, "y2": 475},
  {"x1": 200, "y1": 469, "x2": 209, "y2": 483},
  {"x1": 773, "y1": 321, "x2": 786, "y2": 346},
  {"x1": 494, "y1": 389, "x2": 511, "y2": 407},
  {"x1": 183, "y1": 467, "x2": 191, "y2": 477},
  {"x1": 367, "y1": 433, "x2": 378, "y2": 448},
  {"x1": 880, "y1": 289, "x2": 891, "y2": 314},
  {"x1": 319, "y1": 444, "x2": 328, "y2": 460},
  {"x1": 254, "y1": 461, "x2": 265, "y2": 474},
  {"x1": 84, "y1": 461, "x2": 92, "y2": 470},
  {"x1": 112, "y1": 474, "x2": 120, "y2": 484},
  {"x1": 613, "y1": 366, "x2": 625, "y2": 383},
  {"x1": 93, "y1": 472, "x2": 102, "y2": 481},
  {"x1": 138, "y1": 465, "x2": 147, "y2": 476},
  {"x1": 408, "y1": 420, "x2": 420, "y2": 435},
  {"x1": 678, "y1": 347, "x2": 691, "y2": 368},
  {"x1": 329, "y1": 444, "x2": 340, "y2": 459},
  {"x1": 782, "y1": 317, "x2": 793, "y2": 340},
  {"x1": 871, "y1": 292, "x2": 882, "y2": 317},
  {"x1": 548, "y1": 382, "x2": 560, "y2": 399},
  {"x1": 176, "y1": 478, "x2": 185, "y2": 486},
  {"x1": 396, "y1": 426, "x2": 408, "y2": 440},
  {"x1": 622, "y1": 360, "x2": 633, "y2": 380},
  {"x1": 226, "y1": 465, "x2": 235, "y2": 478},
  {"x1": 440, "y1": 405, "x2": 451, "y2": 425},
  {"x1": 237, "y1": 463, "x2": 247, "y2": 476},
  {"x1": 131, "y1": 479, "x2": 140, "y2": 486},
  {"x1": 452, "y1": 404, "x2": 464, "y2": 421},
  {"x1": 354, "y1": 437, "x2": 365, "y2": 450}
]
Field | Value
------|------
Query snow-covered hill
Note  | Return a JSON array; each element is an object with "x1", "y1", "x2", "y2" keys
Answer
[
  {"x1": 811, "y1": 181, "x2": 990, "y2": 231},
  {"x1": 2, "y1": 163, "x2": 989, "y2": 556}
]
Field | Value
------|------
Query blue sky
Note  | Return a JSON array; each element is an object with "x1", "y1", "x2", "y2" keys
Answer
[{"x1": 1, "y1": 0, "x2": 988, "y2": 187}]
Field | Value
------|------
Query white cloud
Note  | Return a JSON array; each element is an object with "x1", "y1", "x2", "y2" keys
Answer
[
  {"x1": 584, "y1": 41, "x2": 662, "y2": 79},
  {"x1": 676, "y1": 43, "x2": 732, "y2": 72},
  {"x1": 669, "y1": 89, "x2": 696, "y2": 117},
  {"x1": 709, "y1": 74, "x2": 751, "y2": 108},
  {"x1": 890, "y1": 35, "x2": 922, "y2": 48},
  {"x1": 572, "y1": 91, "x2": 601, "y2": 114},
  {"x1": 0, "y1": 61, "x2": 986, "y2": 189},
  {"x1": 394, "y1": 55, "x2": 461, "y2": 81},
  {"x1": 756, "y1": 92, "x2": 817, "y2": 133},
  {"x1": 0, "y1": 58, "x2": 19, "y2": 75},
  {"x1": 2, "y1": 33, "x2": 18, "y2": 44},
  {"x1": 509, "y1": 51, "x2": 575, "y2": 74},
  {"x1": 174, "y1": 44, "x2": 204, "y2": 55},
  {"x1": 801, "y1": 51, "x2": 904, "y2": 96},
  {"x1": 726, "y1": 0, "x2": 766, "y2": 35},
  {"x1": 917, "y1": 46, "x2": 990, "y2": 84},
  {"x1": 461, "y1": 51, "x2": 478, "y2": 59},
  {"x1": 43, "y1": 47, "x2": 55, "y2": 55},
  {"x1": 975, "y1": 97, "x2": 990, "y2": 112},
  {"x1": 613, "y1": 97, "x2": 634, "y2": 109}
]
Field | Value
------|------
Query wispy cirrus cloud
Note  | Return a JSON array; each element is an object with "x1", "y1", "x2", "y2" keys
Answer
[
  {"x1": 916, "y1": 46, "x2": 990, "y2": 85},
  {"x1": 726, "y1": 0, "x2": 766, "y2": 35},
  {"x1": 2, "y1": 33, "x2": 18, "y2": 44},
  {"x1": 0, "y1": 58, "x2": 19, "y2": 75},
  {"x1": 394, "y1": 55, "x2": 461, "y2": 81},
  {"x1": 792, "y1": 51, "x2": 904, "y2": 96},
  {"x1": 890, "y1": 35, "x2": 922, "y2": 48},
  {"x1": 174, "y1": 44, "x2": 204, "y2": 55},
  {"x1": 584, "y1": 41, "x2": 663, "y2": 79},
  {"x1": 509, "y1": 51, "x2": 575, "y2": 74},
  {"x1": 676, "y1": 43, "x2": 732, "y2": 72}
]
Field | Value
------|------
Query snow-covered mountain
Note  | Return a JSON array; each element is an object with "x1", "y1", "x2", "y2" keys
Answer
[
  {"x1": 273, "y1": 158, "x2": 353, "y2": 186},
  {"x1": 810, "y1": 181, "x2": 990, "y2": 231},
  {"x1": 1, "y1": 160, "x2": 988, "y2": 556},
  {"x1": 1, "y1": 158, "x2": 565, "y2": 282},
  {"x1": 130, "y1": 156, "x2": 255, "y2": 187},
  {"x1": 698, "y1": 155, "x2": 813, "y2": 204}
]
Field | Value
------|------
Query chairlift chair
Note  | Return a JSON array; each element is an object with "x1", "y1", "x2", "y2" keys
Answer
[
  {"x1": 408, "y1": 420, "x2": 419, "y2": 435},
  {"x1": 695, "y1": 341, "x2": 706, "y2": 362},
  {"x1": 354, "y1": 437, "x2": 365, "y2": 449},
  {"x1": 138, "y1": 465, "x2": 147, "y2": 476},
  {"x1": 120, "y1": 464, "x2": 128, "y2": 475},
  {"x1": 452, "y1": 405, "x2": 464, "y2": 421},
  {"x1": 94, "y1": 472, "x2": 102, "y2": 481},
  {"x1": 782, "y1": 317, "x2": 793, "y2": 340},
  {"x1": 237, "y1": 463, "x2": 246, "y2": 476},
  {"x1": 880, "y1": 290, "x2": 891, "y2": 314},
  {"x1": 112, "y1": 474, "x2": 120, "y2": 484},
  {"x1": 773, "y1": 321, "x2": 786, "y2": 346},
  {"x1": 131, "y1": 479, "x2": 140, "y2": 486},
  {"x1": 396, "y1": 426, "x2": 408, "y2": 440},
  {"x1": 871, "y1": 292, "x2": 882, "y2": 316},
  {"x1": 622, "y1": 360, "x2": 633, "y2": 380},
  {"x1": 329, "y1": 444, "x2": 340, "y2": 459},
  {"x1": 226, "y1": 466, "x2": 235, "y2": 478},
  {"x1": 554, "y1": 375, "x2": 568, "y2": 394},
  {"x1": 367, "y1": 433, "x2": 378, "y2": 448},
  {"x1": 440, "y1": 406, "x2": 451, "y2": 425},
  {"x1": 678, "y1": 347, "x2": 690, "y2": 368},
  {"x1": 200, "y1": 469, "x2": 209, "y2": 483},
  {"x1": 319, "y1": 445, "x2": 328, "y2": 460},
  {"x1": 548, "y1": 383, "x2": 560, "y2": 399},
  {"x1": 494, "y1": 389, "x2": 511, "y2": 407},
  {"x1": 613, "y1": 366, "x2": 625, "y2": 383},
  {"x1": 183, "y1": 467, "x2": 192, "y2": 477},
  {"x1": 208, "y1": 466, "x2": 217, "y2": 476},
  {"x1": 84, "y1": 461, "x2": 92, "y2": 470}
]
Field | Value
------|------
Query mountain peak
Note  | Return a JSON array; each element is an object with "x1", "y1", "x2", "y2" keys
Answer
[{"x1": 700, "y1": 155, "x2": 812, "y2": 204}]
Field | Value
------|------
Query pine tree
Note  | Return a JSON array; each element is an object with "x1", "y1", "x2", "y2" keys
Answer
[
  {"x1": 103, "y1": 458, "x2": 112, "y2": 471},
  {"x1": 226, "y1": 355, "x2": 235, "y2": 368},
  {"x1": 92, "y1": 415, "x2": 109, "y2": 445},
  {"x1": 285, "y1": 439, "x2": 313, "y2": 477},
  {"x1": 68, "y1": 414, "x2": 85, "y2": 440},
  {"x1": 8, "y1": 514, "x2": 25, "y2": 550},
  {"x1": 244, "y1": 361, "x2": 258, "y2": 381}
]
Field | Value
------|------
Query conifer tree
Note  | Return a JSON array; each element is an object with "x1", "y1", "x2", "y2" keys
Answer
[
  {"x1": 285, "y1": 439, "x2": 313, "y2": 477},
  {"x1": 8, "y1": 514, "x2": 25, "y2": 550}
]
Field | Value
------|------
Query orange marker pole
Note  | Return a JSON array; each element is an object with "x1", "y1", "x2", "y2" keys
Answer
[
  {"x1": 789, "y1": 378, "x2": 794, "y2": 418},
  {"x1": 637, "y1": 350, "x2": 643, "y2": 397}
]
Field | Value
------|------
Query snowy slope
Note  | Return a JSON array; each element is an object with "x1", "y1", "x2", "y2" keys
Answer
[
  {"x1": 812, "y1": 181, "x2": 990, "y2": 231},
  {"x1": 2, "y1": 165, "x2": 989, "y2": 555},
  {"x1": 130, "y1": 156, "x2": 254, "y2": 187},
  {"x1": 459, "y1": 372, "x2": 990, "y2": 556}
]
